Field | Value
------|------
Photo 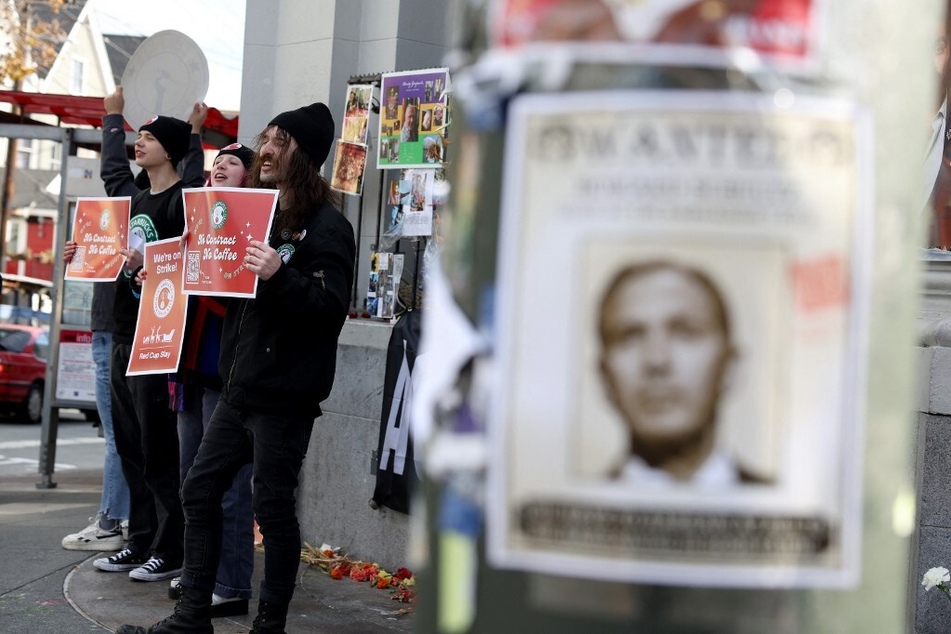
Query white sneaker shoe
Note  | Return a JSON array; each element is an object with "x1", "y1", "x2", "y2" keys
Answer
[
  {"x1": 168, "y1": 576, "x2": 182, "y2": 600},
  {"x1": 61, "y1": 517, "x2": 124, "y2": 551},
  {"x1": 211, "y1": 594, "x2": 249, "y2": 617}
]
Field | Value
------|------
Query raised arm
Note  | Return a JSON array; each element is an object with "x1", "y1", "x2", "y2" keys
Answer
[
  {"x1": 100, "y1": 87, "x2": 140, "y2": 198},
  {"x1": 180, "y1": 102, "x2": 209, "y2": 187}
]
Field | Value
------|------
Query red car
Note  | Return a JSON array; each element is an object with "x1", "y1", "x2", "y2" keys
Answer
[{"x1": 0, "y1": 324, "x2": 49, "y2": 424}]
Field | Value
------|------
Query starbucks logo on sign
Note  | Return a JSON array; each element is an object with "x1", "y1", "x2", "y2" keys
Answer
[
  {"x1": 154, "y1": 279, "x2": 175, "y2": 318},
  {"x1": 211, "y1": 200, "x2": 228, "y2": 230},
  {"x1": 99, "y1": 209, "x2": 111, "y2": 230}
]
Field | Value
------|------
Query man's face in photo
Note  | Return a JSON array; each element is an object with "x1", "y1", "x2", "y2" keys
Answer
[{"x1": 599, "y1": 267, "x2": 735, "y2": 453}]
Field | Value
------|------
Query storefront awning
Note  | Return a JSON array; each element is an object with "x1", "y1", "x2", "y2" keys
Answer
[{"x1": 0, "y1": 89, "x2": 238, "y2": 143}]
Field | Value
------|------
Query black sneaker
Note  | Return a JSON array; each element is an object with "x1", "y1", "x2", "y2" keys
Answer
[
  {"x1": 129, "y1": 556, "x2": 182, "y2": 582},
  {"x1": 94, "y1": 547, "x2": 148, "y2": 572}
]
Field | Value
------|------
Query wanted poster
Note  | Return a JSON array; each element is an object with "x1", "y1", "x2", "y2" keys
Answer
[
  {"x1": 182, "y1": 187, "x2": 279, "y2": 298},
  {"x1": 66, "y1": 197, "x2": 131, "y2": 281},
  {"x1": 487, "y1": 91, "x2": 871, "y2": 588},
  {"x1": 127, "y1": 238, "x2": 188, "y2": 376}
]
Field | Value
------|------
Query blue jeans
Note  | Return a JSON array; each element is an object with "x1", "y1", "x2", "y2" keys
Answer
[
  {"x1": 178, "y1": 387, "x2": 254, "y2": 600},
  {"x1": 94, "y1": 331, "x2": 129, "y2": 522},
  {"x1": 180, "y1": 399, "x2": 313, "y2": 606}
]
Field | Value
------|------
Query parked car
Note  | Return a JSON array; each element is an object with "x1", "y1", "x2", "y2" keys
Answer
[{"x1": 0, "y1": 324, "x2": 48, "y2": 424}]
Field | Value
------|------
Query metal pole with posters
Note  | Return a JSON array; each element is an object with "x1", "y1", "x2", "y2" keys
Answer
[
  {"x1": 0, "y1": 122, "x2": 104, "y2": 489},
  {"x1": 37, "y1": 126, "x2": 71, "y2": 490},
  {"x1": 414, "y1": 1, "x2": 936, "y2": 632}
]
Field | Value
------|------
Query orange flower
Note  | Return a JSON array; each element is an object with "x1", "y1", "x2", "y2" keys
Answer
[{"x1": 349, "y1": 563, "x2": 379, "y2": 582}]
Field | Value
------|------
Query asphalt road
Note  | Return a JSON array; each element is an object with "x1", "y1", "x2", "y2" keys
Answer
[
  {"x1": 0, "y1": 409, "x2": 106, "y2": 478},
  {"x1": 0, "y1": 467, "x2": 109, "y2": 633}
]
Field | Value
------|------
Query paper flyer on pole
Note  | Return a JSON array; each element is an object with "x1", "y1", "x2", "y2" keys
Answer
[
  {"x1": 378, "y1": 68, "x2": 450, "y2": 169},
  {"x1": 55, "y1": 329, "x2": 96, "y2": 402},
  {"x1": 182, "y1": 187, "x2": 279, "y2": 298},
  {"x1": 331, "y1": 141, "x2": 369, "y2": 196},
  {"x1": 65, "y1": 197, "x2": 131, "y2": 281},
  {"x1": 342, "y1": 84, "x2": 373, "y2": 144},
  {"x1": 402, "y1": 170, "x2": 435, "y2": 237},
  {"x1": 367, "y1": 252, "x2": 405, "y2": 320},
  {"x1": 126, "y1": 237, "x2": 188, "y2": 376},
  {"x1": 487, "y1": 91, "x2": 871, "y2": 589},
  {"x1": 488, "y1": 0, "x2": 822, "y2": 74}
]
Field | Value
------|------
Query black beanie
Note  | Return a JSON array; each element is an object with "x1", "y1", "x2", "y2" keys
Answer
[
  {"x1": 268, "y1": 103, "x2": 335, "y2": 168},
  {"x1": 216, "y1": 142, "x2": 255, "y2": 170},
  {"x1": 139, "y1": 115, "x2": 191, "y2": 166}
]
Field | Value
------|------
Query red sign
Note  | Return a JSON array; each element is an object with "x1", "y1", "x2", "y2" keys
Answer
[
  {"x1": 66, "y1": 197, "x2": 131, "y2": 281},
  {"x1": 182, "y1": 187, "x2": 279, "y2": 298},
  {"x1": 126, "y1": 238, "x2": 188, "y2": 376},
  {"x1": 489, "y1": 0, "x2": 817, "y2": 71}
]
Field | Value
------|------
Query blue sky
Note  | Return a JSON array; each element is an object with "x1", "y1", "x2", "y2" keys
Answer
[{"x1": 90, "y1": 0, "x2": 245, "y2": 111}]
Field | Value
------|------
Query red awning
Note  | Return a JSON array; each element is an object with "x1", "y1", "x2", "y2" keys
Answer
[{"x1": 0, "y1": 89, "x2": 238, "y2": 144}]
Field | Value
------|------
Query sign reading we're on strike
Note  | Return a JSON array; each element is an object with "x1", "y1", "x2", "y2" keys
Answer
[
  {"x1": 66, "y1": 197, "x2": 131, "y2": 281},
  {"x1": 126, "y1": 237, "x2": 188, "y2": 376},
  {"x1": 182, "y1": 187, "x2": 279, "y2": 298}
]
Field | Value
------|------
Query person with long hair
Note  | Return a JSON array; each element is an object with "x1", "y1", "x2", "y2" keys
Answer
[
  {"x1": 118, "y1": 103, "x2": 355, "y2": 634},
  {"x1": 165, "y1": 142, "x2": 258, "y2": 619}
]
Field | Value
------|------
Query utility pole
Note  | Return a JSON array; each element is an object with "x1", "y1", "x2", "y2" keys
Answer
[
  {"x1": 0, "y1": 78, "x2": 23, "y2": 271},
  {"x1": 0, "y1": 0, "x2": 33, "y2": 271},
  {"x1": 0, "y1": 0, "x2": 62, "y2": 270}
]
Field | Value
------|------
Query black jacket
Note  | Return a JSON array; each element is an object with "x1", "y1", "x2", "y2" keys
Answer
[
  {"x1": 219, "y1": 200, "x2": 356, "y2": 417},
  {"x1": 97, "y1": 113, "x2": 205, "y2": 337}
]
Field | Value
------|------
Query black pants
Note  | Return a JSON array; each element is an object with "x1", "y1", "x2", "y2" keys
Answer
[
  {"x1": 179, "y1": 398, "x2": 313, "y2": 605},
  {"x1": 110, "y1": 342, "x2": 183, "y2": 563}
]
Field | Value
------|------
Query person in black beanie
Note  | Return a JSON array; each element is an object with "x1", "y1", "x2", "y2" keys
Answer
[
  {"x1": 85, "y1": 111, "x2": 192, "y2": 587},
  {"x1": 119, "y1": 103, "x2": 356, "y2": 634},
  {"x1": 60, "y1": 89, "x2": 206, "y2": 557},
  {"x1": 165, "y1": 139, "x2": 259, "y2": 619}
]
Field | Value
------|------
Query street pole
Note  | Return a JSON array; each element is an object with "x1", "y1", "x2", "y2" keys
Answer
[
  {"x1": 414, "y1": 1, "x2": 938, "y2": 632},
  {"x1": 0, "y1": 78, "x2": 22, "y2": 271}
]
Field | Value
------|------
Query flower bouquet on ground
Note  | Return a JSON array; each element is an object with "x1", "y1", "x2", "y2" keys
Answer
[
  {"x1": 922, "y1": 566, "x2": 951, "y2": 607},
  {"x1": 301, "y1": 542, "x2": 417, "y2": 615}
]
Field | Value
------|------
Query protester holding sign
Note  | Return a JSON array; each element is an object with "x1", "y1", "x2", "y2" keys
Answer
[
  {"x1": 60, "y1": 89, "x2": 205, "y2": 555},
  {"x1": 168, "y1": 142, "x2": 258, "y2": 618},
  {"x1": 118, "y1": 102, "x2": 356, "y2": 634},
  {"x1": 88, "y1": 109, "x2": 192, "y2": 585}
]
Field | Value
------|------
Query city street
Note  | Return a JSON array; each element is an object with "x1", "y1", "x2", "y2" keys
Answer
[
  {"x1": 0, "y1": 407, "x2": 109, "y2": 633},
  {"x1": 0, "y1": 409, "x2": 416, "y2": 633},
  {"x1": 0, "y1": 409, "x2": 106, "y2": 475}
]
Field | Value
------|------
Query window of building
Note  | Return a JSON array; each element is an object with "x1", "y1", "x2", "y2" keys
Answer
[
  {"x1": 70, "y1": 59, "x2": 84, "y2": 94},
  {"x1": 15, "y1": 140, "x2": 33, "y2": 169},
  {"x1": 45, "y1": 142, "x2": 62, "y2": 170},
  {"x1": 5, "y1": 219, "x2": 21, "y2": 254}
]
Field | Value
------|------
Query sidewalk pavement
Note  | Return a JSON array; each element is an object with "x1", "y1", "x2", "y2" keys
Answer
[{"x1": 0, "y1": 468, "x2": 415, "y2": 633}]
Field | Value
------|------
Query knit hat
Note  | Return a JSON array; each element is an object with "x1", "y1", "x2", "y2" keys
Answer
[
  {"x1": 268, "y1": 103, "x2": 335, "y2": 168},
  {"x1": 139, "y1": 115, "x2": 191, "y2": 166},
  {"x1": 215, "y1": 142, "x2": 255, "y2": 170}
]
